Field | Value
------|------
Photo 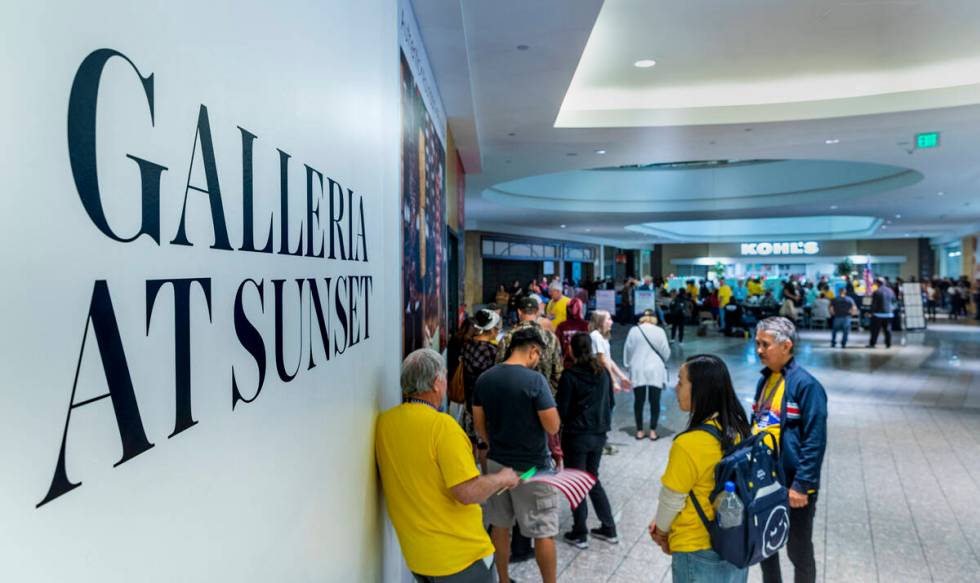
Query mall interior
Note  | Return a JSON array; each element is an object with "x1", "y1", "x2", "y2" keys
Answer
[{"x1": 2, "y1": 1, "x2": 980, "y2": 582}]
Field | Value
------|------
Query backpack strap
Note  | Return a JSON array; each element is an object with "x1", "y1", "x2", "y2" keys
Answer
[{"x1": 685, "y1": 423, "x2": 724, "y2": 532}]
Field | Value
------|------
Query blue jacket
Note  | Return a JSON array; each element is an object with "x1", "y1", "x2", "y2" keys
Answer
[{"x1": 754, "y1": 358, "x2": 828, "y2": 494}]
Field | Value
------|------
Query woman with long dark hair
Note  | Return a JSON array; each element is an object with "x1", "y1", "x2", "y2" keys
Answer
[
  {"x1": 556, "y1": 332, "x2": 617, "y2": 549},
  {"x1": 649, "y1": 354, "x2": 751, "y2": 583}
]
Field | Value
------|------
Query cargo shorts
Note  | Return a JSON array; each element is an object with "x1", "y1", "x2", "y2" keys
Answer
[{"x1": 484, "y1": 459, "x2": 560, "y2": 539}]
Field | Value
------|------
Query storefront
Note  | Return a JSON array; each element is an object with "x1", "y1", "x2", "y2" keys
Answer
[{"x1": 660, "y1": 238, "x2": 922, "y2": 283}]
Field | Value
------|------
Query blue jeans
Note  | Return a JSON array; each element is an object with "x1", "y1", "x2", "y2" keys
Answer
[
  {"x1": 672, "y1": 549, "x2": 747, "y2": 583},
  {"x1": 831, "y1": 316, "x2": 850, "y2": 347}
]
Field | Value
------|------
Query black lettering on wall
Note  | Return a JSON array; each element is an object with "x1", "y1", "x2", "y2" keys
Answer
[
  {"x1": 277, "y1": 150, "x2": 303, "y2": 256},
  {"x1": 232, "y1": 279, "x2": 267, "y2": 409},
  {"x1": 38, "y1": 281, "x2": 155, "y2": 508},
  {"x1": 272, "y1": 278, "x2": 305, "y2": 381},
  {"x1": 327, "y1": 178, "x2": 347, "y2": 260},
  {"x1": 146, "y1": 278, "x2": 213, "y2": 438},
  {"x1": 172, "y1": 106, "x2": 233, "y2": 251},
  {"x1": 305, "y1": 165, "x2": 325, "y2": 258},
  {"x1": 334, "y1": 275, "x2": 349, "y2": 355},
  {"x1": 68, "y1": 49, "x2": 167, "y2": 244},
  {"x1": 361, "y1": 276, "x2": 373, "y2": 340},
  {"x1": 348, "y1": 274, "x2": 361, "y2": 347},
  {"x1": 238, "y1": 127, "x2": 273, "y2": 254},
  {"x1": 307, "y1": 277, "x2": 333, "y2": 370},
  {"x1": 355, "y1": 197, "x2": 368, "y2": 262}
]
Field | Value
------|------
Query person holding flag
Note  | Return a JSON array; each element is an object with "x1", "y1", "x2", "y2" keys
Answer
[{"x1": 375, "y1": 349, "x2": 521, "y2": 583}]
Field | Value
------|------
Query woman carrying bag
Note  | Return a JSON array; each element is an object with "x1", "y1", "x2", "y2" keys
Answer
[{"x1": 624, "y1": 309, "x2": 671, "y2": 440}]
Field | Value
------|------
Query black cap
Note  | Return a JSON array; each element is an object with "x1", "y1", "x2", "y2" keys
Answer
[{"x1": 517, "y1": 296, "x2": 539, "y2": 312}]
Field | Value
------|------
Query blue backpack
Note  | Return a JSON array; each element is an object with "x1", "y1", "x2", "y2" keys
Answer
[{"x1": 687, "y1": 424, "x2": 789, "y2": 568}]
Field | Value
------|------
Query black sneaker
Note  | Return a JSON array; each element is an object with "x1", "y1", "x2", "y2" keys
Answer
[
  {"x1": 562, "y1": 531, "x2": 588, "y2": 549},
  {"x1": 589, "y1": 525, "x2": 619, "y2": 544}
]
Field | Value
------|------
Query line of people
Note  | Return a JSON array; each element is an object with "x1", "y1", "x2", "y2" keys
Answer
[{"x1": 377, "y1": 314, "x2": 827, "y2": 583}]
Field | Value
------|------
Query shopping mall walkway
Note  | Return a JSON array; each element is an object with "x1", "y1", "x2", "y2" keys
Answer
[{"x1": 507, "y1": 318, "x2": 980, "y2": 583}]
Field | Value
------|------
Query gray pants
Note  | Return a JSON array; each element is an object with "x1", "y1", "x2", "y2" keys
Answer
[{"x1": 413, "y1": 556, "x2": 494, "y2": 583}]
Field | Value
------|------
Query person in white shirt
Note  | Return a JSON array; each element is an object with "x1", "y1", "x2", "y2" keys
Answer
[
  {"x1": 588, "y1": 310, "x2": 630, "y2": 392},
  {"x1": 624, "y1": 310, "x2": 671, "y2": 440},
  {"x1": 811, "y1": 295, "x2": 832, "y2": 325}
]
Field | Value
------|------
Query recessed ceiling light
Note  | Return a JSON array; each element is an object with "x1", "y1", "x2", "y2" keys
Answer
[
  {"x1": 633, "y1": 59, "x2": 657, "y2": 68},
  {"x1": 886, "y1": 220, "x2": 892, "y2": 224},
  {"x1": 825, "y1": 139, "x2": 840, "y2": 145},
  {"x1": 517, "y1": 44, "x2": 529, "y2": 51},
  {"x1": 595, "y1": 149, "x2": 607, "y2": 155},
  {"x1": 585, "y1": 228, "x2": 592, "y2": 232},
  {"x1": 904, "y1": 233, "x2": 911, "y2": 237},
  {"x1": 830, "y1": 205, "x2": 839, "y2": 210},
  {"x1": 895, "y1": 214, "x2": 902, "y2": 218},
  {"x1": 937, "y1": 191, "x2": 944, "y2": 196},
  {"x1": 560, "y1": 224, "x2": 567, "y2": 228},
  {"x1": 881, "y1": 225, "x2": 887, "y2": 229}
]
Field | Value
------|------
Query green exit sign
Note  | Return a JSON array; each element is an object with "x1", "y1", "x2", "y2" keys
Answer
[{"x1": 916, "y1": 132, "x2": 940, "y2": 149}]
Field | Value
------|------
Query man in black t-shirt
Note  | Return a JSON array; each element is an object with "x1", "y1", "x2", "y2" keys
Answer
[
  {"x1": 829, "y1": 294, "x2": 857, "y2": 348},
  {"x1": 473, "y1": 327, "x2": 561, "y2": 583}
]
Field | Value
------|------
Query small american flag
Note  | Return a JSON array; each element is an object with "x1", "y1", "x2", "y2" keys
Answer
[{"x1": 526, "y1": 469, "x2": 597, "y2": 510}]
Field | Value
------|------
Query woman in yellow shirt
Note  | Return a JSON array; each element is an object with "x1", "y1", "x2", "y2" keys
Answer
[{"x1": 648, "y1": 355, "x2": 751, "y2": 583}]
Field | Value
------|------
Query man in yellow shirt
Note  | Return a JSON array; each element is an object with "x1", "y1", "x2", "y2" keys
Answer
[
  {"x1": 376, "y1": 349, "x2": 520, "y2": 582},
  {"x1": 717, "y1": 277, "x2": 733, "y2": 330},
  {"x1": 747, "y1": 277, "x2": 764, "y2": 296},
  {"x1": 545, "y1": 287, "x2": 571, "y2": 329}
]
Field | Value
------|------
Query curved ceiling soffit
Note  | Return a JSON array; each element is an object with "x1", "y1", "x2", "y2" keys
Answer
[
  {"x1": 625, "y1": 216, "x2": 885, "y2": 242},
  {"x1": 482, "y1": 167, "x2": 923, "y2": 214}
]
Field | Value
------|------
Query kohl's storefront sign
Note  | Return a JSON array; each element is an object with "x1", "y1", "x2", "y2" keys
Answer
[{"x1": 741, "y1": 241, "x2": 820, "y2": 257}]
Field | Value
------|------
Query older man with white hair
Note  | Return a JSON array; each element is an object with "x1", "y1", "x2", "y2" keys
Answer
[
  {"x1": 376, "y1": 349, "x2": 521, "y2": 583},
  {"x1": 753, "y1": 317, "x2": 828, "y2": 583}
]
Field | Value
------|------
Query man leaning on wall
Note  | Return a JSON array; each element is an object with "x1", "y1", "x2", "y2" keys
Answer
[{"x1": 376, "y1": 349, "x2": 521, "y2": 583}]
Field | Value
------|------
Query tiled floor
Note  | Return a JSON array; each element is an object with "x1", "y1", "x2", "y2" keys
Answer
[{"x1": 506, "y1": 317, "x2": 980, "y2": 583}]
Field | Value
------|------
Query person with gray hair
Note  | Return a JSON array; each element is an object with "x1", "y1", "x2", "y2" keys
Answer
[
  {"x1": 753, "y1": 317, "x2": 827, "y2": 583},
  {"x1": 376, "y1": 348, "x2": 521, "y2": 583}
]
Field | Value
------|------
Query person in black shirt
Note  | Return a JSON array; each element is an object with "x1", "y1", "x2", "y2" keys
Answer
[{"x1": 556, "y1": 333, "x2": 617, "y2": 549}]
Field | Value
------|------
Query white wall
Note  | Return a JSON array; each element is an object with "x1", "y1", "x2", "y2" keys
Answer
[{"x1": 0, "y1": 1, "x2": 403, "y2": 580}]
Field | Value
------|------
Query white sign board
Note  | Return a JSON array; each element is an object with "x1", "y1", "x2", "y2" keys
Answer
[
  {"x1": 596, "y1": 290, "x2": 616, "y2": 314},
  {"x1": 634, "y1": 290, "x2": 657, "y2": 315},
  {"x1": 0, "y1": 2, "x2": 401, "y2": 581}
]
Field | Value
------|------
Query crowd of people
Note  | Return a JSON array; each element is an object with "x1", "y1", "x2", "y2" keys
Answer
[
  {"x1": 371, "y1": 270, "x2": 978, "y2": 582},
  {"x1": 377, "y1": 299, "x2": 830, "y2": 583}
]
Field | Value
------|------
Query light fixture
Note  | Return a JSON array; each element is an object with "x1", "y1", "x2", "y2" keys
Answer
[
  {"x1": 825, "y1": 139, "x2": 840, "y2": 145},
  {"x1": 560, "y1": 224, "x2": 566, "y2": 228},
  {"x1": 830, "y1": 205, "x2": 839, "y2": 210},
  {"x1": 895, "y1": 214, "x2": 902, "y2": 218},
  {"x1": 904, "y1": 233, "x2": 911, "y2": 237},
  {"x1": 585, "y1": 228, "x2": 592, "y2": 232},
  {"x1": 595, "y1": 149, "x2": 607, "y2": 155},
  {"x1": 633, "y1": 59, "x2": 656, "y2": 68},
  {"x1": 938, "y1": 191, "x2": 944, "y2": 196},
  {"x1": 881, "y1": 225, "x2": 887, "y2": 229}
]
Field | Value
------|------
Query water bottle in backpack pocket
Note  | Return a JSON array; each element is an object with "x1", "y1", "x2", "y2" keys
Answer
[{"x1": 687, "y1": 425, "x2": 789, "y2": 568}]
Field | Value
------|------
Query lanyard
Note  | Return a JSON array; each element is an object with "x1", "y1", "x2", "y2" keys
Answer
[
  {"x1": 755, "y1": 375, "x2": 784, "y2": 422},
  {"x1": 405, "y1": 397, "x2": 441, "y2": 412}
]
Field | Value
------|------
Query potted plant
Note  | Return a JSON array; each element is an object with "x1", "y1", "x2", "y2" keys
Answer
[{"x1": 835, "y1": 258, "x2": 855, "y2": 278}]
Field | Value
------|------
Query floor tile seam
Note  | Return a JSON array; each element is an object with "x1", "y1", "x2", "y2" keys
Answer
[
  {"x1": 854, "y1": 413, "x2": 882, "y2": 583},
  {"x1": 897, "y1": 405, "x2": 980, "y2": 573},
  {"x1": 875, "y1": 405, "x2": 936, "y2": 581},
  {"x1": 907, "y1": 406, "x2": 980, "y2": 568}
]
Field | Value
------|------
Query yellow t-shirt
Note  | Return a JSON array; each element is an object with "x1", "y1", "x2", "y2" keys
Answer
[
  {"x1": 375, "y1": 403, "x2": 493, "y2": 576},
  {"x1": 661, "y1": 420, "x2": 724, "y2": 552},
  {"x1": 686, "y1": 284, "x2": 699, "y2": 298},
  {"x1": 752, "y1": 372, "x2": 785, "y2": 444},
  {"x1": 747, "y1": 280, "x2": 763, "y2": 296},
  {"x1": 546, "y1": 295, "x2": 570, "y2": 328},
  {"x1": 718, "y1": 285, "x2": 733, "y2": 307}
]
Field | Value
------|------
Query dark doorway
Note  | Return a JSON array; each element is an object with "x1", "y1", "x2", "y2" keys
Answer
[
  {"x1": 563, "y1": 261, "x2": 594, "y2": 285},
  {"x1": 483, "y1": 258, "x2": 539, "y2": 304},
  {"x1": 447, "y1": 230, "x2": 460, "y2": 334}
]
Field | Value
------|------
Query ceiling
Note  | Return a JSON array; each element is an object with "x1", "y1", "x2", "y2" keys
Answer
[{"x1": 412, "y1": 0, "x2": 980, "y2": 248}]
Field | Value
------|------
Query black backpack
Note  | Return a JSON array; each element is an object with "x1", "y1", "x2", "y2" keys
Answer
[{"x1": 687, "y1": 425, "x2": 790, "y2": 568}]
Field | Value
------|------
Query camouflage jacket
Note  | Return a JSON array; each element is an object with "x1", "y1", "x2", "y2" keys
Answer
[{"x1": 496, "y1": 320, "x2": 563, "y2": 394}]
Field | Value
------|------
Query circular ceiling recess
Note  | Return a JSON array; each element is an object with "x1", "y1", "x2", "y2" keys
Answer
[{"x1": 481, "y1": 159, "x2": 922, "y2": 214}]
